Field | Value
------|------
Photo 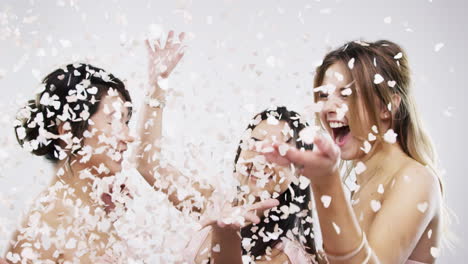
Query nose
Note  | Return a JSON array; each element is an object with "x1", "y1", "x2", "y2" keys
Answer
[
  {"x1": 322, "y1": 93, "x2": 343, "y2": 118},
  {"x1": 118, "y1": 124, "x2": 135, "y2": 144}
]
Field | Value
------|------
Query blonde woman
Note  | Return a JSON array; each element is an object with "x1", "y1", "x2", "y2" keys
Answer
[{"x1": 265, "y1": 40, "x2": 443, "y2": 264}]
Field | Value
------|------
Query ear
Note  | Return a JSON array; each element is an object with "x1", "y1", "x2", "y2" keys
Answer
[{"x1": 380, "y1": 94, "x2": 401, "y2": 121}]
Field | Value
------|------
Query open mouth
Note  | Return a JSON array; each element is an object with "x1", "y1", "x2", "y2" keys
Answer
[{"x1": 329, "y1": 121, "x2": 351, "y2": 147}]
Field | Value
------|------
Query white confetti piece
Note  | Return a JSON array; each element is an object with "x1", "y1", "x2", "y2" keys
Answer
[
  {"x1": 299, "y1": 126, "x2": 317, "y2": 144},
  {"x1": 394, "y1": 52, "x2": 403, "y2": 59},
  {"x1": 370, "y1": 200, "x2": 381, "y2": 212},
  {"x1": 289, "y1": 203, "x2": 300, "y2": 214},
  {"x1": 16, "y1": 127, "x2": 26, "y2": 140},
  {"x1": 65, "y1": 238, "x2": 77, "y2": 249},
  {"x1": 384, "y1": 16, "x2": 392, "y2": 24},
  {"x1": 0, "y1": 68, "x2": 6, "y2": 79},
  {"x1": 377, "y1": 184, "x2": 384, "y2": 194},
  {"x1": 428, "y1": 229, "x2": 432, "y2": 239},
  {"x1": 320, "y1": 195, "x2": 332, "y2": 208},
  {"x1": 355, "y1": 161, "x2": 367, "y2": 175},
  {"x1": 374, "y1": 74, "x2": 384, "y2": 84},
  {"x1": 334, "y1": 71, "x2": 344, "y2": 81},
  {"x1": 387, "y1": 102, "x2": 392, "y2": 112},
  {"x1": 332, "y1": 222, "x2": 340, "y2": 234},
  {"x1": 443, "y1": 106, "x2": 454, "y2": 117},
  {"x1": 371, "y1": 125, "x2": 379, "y2": 134},
  {"x1": 212, "y1": 244, "x2": 220, "y2": 252},
  {"x1": 298, "y1": 176, "x2": 310, "y2": 190},
  {"x1": 336, "y1": 103, "x2": 348, "y2": 120},
  {"x1": 59, "y1": 39, "x2": 72, "y2": 48},
  {"x1": 341, "y1": 88, "x2": 352, "y2": 96},
  {"x1": 430, "y1": 247, "x2": 439, "y2": 258},
  {"x1": 434, "y1": 43, "x2": 444, "y2": 52},
  {"x1": 266, "y1": 56, "x2": 276, "y2": 67},
  {"x1": 360, "y1": 141, "x2": 371, "y2": 154},
  {"x1": 387, "y1": 80, "x2": 396, "y2": 88},
  {"x1": 368, "y1": 133, "x2": 376, "y2": 141},
  {"x1": 383, "y1": 129, "x2": 398, "y2": 144},
  {"x1": 266, "y1": 115, "x2": 279, "y2": 125},
  {"x1": 348, "y1": 58, "x2": 355, "y2": 69},
  {"x1": 206, "y1": 16, "x2": 213, "y2": 25},
  {"x1": 278, "y1": 144, "x2": 289, "y2": 156},
  {"x1": 147, "y1": 24, "x2": 163, "y2": 40},
  {"x1": 417, "y1": 202, "x2": 428, "y2": 213}
]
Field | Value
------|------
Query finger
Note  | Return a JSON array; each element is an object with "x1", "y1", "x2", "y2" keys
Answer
[
  {"x1": 145, "y1": 39, "x2": 153, "y2": 53},
  {"x1": 249, "y1": 198, "x2": 279, "y2": 211},
  {"x1": 284, "y1": 147, "x2": 311, "y2": 166},
  {"x1": 313, "y1": 133, "x2": 337, "y2": 158},
  {"x1": 263, "y1": 148, "x2": 291, "y2": 167},
  {"x1": 244, "y1": 212, "x2": 260, "y2": 224},
  {"x1": 178, "y1": 32, "x2": 186, "y2": 42},
  {"x1": 166, "y1": 30, "x2": 175, "y2": 47}
]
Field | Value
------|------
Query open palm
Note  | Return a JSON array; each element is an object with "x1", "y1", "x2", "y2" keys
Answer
[{"x1": 145, "y1": 30, "x2": 186, "y2": 87}]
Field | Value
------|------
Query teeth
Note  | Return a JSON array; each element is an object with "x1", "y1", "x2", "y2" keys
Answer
[{"x1": 329, "y1": 121, "x2": 347, "y2": 128}]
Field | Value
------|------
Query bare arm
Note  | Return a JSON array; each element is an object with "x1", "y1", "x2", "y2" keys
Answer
[
  {"x1": 264, "y1": 135, "x2": 441, "y2": 264},
  {"x1": 136, "y1": 31, "x2": 212, "y2": 210}
]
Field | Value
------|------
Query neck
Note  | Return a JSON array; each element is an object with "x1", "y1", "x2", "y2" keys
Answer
[
  {"x1": 355, "y1": 141, "x2": 406, "y2": 186},
  {"x1": 53, "y1": 159, "x2": 107, "y2": 206}
]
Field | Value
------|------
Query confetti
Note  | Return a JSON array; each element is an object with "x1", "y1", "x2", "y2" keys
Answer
[
  {"x1": 370, "y1": 200, "x2": 381, "y2": 212},
  {"x1": 434, "y1": 43, "x2": 444, "y2": 52},
  {"x1": 332, "y1": 222, "x2": 341, "y2": 234},
  {"x1": 299, "y1": 126, "x2": 317, "y2": 144},
  {"x1": 374, "y1": 74, "x2": 384, "y2": 84},
  {"x1": 384, "y1": 16, "x2": 392, "y2": 24},
  {"x1": 383, "y1": 129, "x2": 398, "y2": 144},
  {"x1": 417, "y1": 202, "x2": 428, "y2": 213},
  {"x1": 298, "y1": 176, "x2": 310, "y2": 190},
  {"x1": 377, "y1": 184, "x2": 384, "y2": 194},
  {"x1": 355, "y1": 161, "x2": 367, "y2": 175},
  {"x1": 320, "y1": 195, "x2": 332, "y2": 208},
  {"x1": 212, "y1": 244, "x2": 220, "y2": 252},
  {"x1": 360, "y1": 140, "x2": 371, "y2": 154},
  {"x1": 348, "y1": 58, "x2": 355, "y2": 69}
]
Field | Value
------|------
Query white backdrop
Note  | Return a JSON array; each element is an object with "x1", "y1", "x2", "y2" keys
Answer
[{"x1": 0, "y1": 0, "x2": 466, "y2": 262}]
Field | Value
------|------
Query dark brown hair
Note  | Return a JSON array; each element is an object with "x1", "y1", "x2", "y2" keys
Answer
[{"x1": 14, "y1": 63, "x2": 132, "y2": 162}]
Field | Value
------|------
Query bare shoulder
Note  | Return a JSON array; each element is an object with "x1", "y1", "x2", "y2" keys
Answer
[
  {"x1": 5, "y1": 183, "x2": 78, "y2": 262},
  {"x1": 388, "y1": 160, "x2": 442, "y2": 211}
]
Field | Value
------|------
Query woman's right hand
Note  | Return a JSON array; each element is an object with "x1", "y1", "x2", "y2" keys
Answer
[
  {"x1": 145, "y1": 30, "x2": 186, "y2": 90},
  {"x1": 199, "y1": 199, "x2": 279, "y2": 230}
]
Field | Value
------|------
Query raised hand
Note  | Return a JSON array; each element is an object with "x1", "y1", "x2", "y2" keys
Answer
[
  {"x1": 145, "y1": 30, "x2": 186, "y2": 88},
  {"x1": 263, "y1": 133, "x2": 341, "y2": 187},
  {"x1": 200, "y1": 199, "x2": 279, "y2": 230}
]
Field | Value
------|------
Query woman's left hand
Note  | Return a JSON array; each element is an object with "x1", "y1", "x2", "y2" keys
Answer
[{"x1": 263, "y1": 133, "x2": 341, "y2": 187}]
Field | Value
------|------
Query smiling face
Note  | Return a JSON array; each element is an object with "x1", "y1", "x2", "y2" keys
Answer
[
  {"x1": 75, "y1": 92, "x2": 134, "y2": 177},
  {"x1": 316, "y1": 62, "x2": 367, "y2": 161},
  {"x1": 236, "y1": 120, "x2": 295, "y2": 200}
]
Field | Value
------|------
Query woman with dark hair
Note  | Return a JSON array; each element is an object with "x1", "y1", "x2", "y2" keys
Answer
[
  {"x1": 183, "y1": 106, "x2": 325, "y2": 264},
  {"x1": 265, "y1": 40, "x2": 444, "y2": 264},
  {"x1": 3, "y1": 31, "x2": 186, "y2": 263}
]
